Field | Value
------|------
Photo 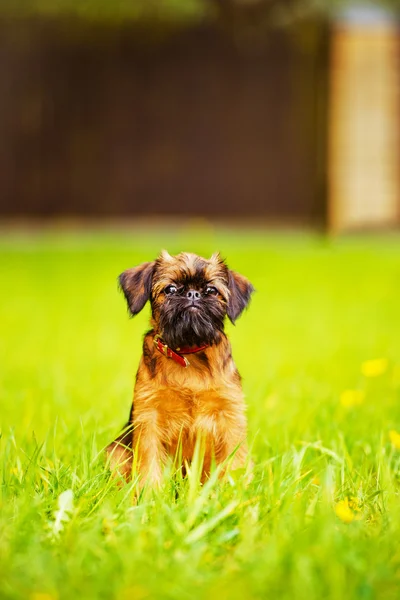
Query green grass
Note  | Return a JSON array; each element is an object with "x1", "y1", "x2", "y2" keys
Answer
[{"x1": 1, "y1": 226, "x2": 400, "y2": 600}]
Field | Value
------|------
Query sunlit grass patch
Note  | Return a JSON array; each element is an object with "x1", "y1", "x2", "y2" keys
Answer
[{"x1": 1, "y1": 229, "x2": 400, "y2": 599}]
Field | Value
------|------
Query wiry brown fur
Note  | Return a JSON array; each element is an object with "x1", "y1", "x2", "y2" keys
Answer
[{"x1": 106, "y1": 251, "x2": 254, "y2": 487}]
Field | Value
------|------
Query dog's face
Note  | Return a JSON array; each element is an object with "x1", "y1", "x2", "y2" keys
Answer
[{"x1": 119, "y1": 251, "x2": 254, "y2": 349}]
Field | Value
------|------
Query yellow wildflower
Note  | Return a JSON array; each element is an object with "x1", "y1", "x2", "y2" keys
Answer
[
  {"x1": 311, "y1": 476, "x2": 320, "y2": 486},
  {"x1": 361, "y1": 358, "x2": 388, "y2": 378},
  {"x1": 335, "y1": 498, "x2": 354, "y2": 523},
  {"x1": 389, "y1": 430, "x2": 400, "y2": 450},
  {"x1": 335, "y1": 497, "x2": 362, "y2": 524},
  {"x1": 340, "y1": 389, "x2": 364, "y2": 408}
]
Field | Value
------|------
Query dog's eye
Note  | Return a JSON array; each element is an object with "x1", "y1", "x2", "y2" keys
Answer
[
  {"x1": 205, "y1": 286, "x2": 218, "y2": 296},
  {"x1": 164, "y1": 284, "x2": 177, "y2": 295}
]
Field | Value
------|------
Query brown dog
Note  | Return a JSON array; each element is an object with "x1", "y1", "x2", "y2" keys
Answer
[{"x1": 106, "y1": 250, "x2": 254, "y2": 487}]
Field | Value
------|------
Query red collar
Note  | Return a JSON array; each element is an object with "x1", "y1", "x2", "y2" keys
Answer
[{"x1": 153, "y1": 335, "x2": 209, "y2": 368}]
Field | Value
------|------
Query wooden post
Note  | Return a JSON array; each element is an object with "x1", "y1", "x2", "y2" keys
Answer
[{"x1": 328, "y1": 6, "x2": 400, "y2": 232}]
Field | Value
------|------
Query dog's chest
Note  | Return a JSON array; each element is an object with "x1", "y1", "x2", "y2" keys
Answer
[
  {"x1": 157, "y1": 386, "x2": 211, "y2": 432},
  {"x1": 156, "y1": 383, "x2": 240, "y2": 446},
  {"x1": 135, "y1": 346, "x2": 243, "y2": 454}
]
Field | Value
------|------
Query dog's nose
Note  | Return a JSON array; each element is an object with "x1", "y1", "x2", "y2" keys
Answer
[{"x1": 186, "y1": 289, "x2": 201, "y2": 301}]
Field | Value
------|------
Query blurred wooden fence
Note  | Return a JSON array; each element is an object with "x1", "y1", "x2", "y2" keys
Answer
[{"x1": 0, "y1": 19, "x2": 327, "y2": 222}]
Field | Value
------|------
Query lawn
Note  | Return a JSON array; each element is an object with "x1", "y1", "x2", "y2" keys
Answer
[{"x1": 1, "y1": 226, "x2": 400, "y2": 600}]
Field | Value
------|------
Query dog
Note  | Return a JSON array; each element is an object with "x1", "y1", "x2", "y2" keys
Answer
[{"x1": 106, "y1": 250, "x2": 254, "y2": 487}]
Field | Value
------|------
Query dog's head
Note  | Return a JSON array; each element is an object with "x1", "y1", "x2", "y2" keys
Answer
[{"x1": 119, "y1": 251, "x2": 254, "y2": 349}]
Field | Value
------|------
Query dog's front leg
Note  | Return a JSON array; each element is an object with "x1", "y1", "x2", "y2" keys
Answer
[
  {"x1": 134, "y1": 418, "x2": 167, "y2": 489},
  {"x1": 194, "y1": 393, "x2": 249, "y2": 479}
]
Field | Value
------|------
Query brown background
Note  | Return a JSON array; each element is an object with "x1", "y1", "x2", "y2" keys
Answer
[{"x1": 0, "y1": 19, "x2": 328, "y2": 222}]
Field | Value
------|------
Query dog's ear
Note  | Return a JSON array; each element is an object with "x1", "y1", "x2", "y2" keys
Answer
[
  {"x1": 119, "y1": 261, "x2": 155, "y2": 316},
  {"x1": 227, "y1": 270, "x2": 254, "y2": 323}
]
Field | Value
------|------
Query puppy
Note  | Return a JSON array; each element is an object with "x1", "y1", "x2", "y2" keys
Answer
[{"x1": 106, "y1": 250, "x2": 254, "y2": 487}]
